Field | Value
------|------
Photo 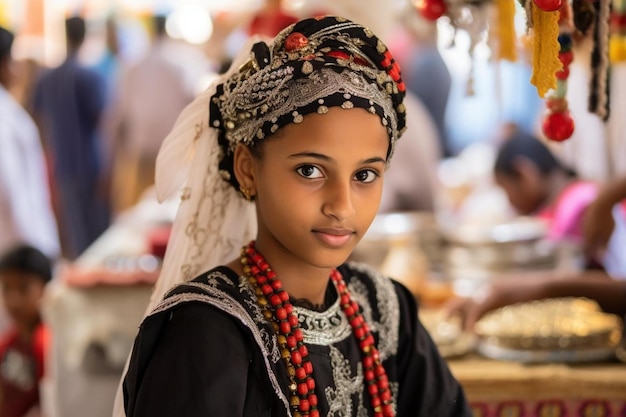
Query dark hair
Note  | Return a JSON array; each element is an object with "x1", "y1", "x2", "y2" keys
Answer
[
  {"x1": 65, "y1": 16, "x2": 86, "y2": 47},
  {"x1": 494, "y1": 129, "x2": 576, "y2": 178},
  {"x1": 153, "y1": 15, "x2": 167, "y2": 37},
  {"x1": 0, "y1": 26, "x2": 14, "y2": 62},
  {"x1": 0, "y1": 245, "x2": 52, "y2": 283}
]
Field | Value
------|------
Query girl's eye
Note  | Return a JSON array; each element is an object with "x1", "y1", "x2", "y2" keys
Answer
[
  {"x1": 354, "y1": 169, "x2": 378, "y2": 183},
  {"x1": 296, "y1": 165, "x2": 323, "y2": 179}
]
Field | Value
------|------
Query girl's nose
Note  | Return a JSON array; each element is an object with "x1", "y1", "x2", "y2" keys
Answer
[{"x1": 321, "y1": 179, "x2": 355, "y2": 221}]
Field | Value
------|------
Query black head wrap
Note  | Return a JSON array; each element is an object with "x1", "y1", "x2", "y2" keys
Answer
[{"x1": 210, "y1": 16, "x2": 407, "y2": 191}]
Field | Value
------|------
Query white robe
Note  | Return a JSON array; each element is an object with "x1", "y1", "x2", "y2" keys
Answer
[
  {"x1": 0, "y1": 85, "x2": 60, "y2": 258},
  {"x1": 0, "y1": 85, "x2": 60, "y2": 334}
]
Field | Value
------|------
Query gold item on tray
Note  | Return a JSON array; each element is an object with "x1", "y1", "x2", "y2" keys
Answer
[{"x1": 474, "y1": 297, "x2": 623, "y2": 351}]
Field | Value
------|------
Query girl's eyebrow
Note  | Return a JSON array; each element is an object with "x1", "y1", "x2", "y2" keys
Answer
[
  {"x1": 288, "y1": 152, "x2": 331, "y2": 161},
  {"x1": 288, "y1": 152, "x2": 387, "y2": 165},
  {"x1": 363, "y1": 157, "x2": 387, "y2": 165}
]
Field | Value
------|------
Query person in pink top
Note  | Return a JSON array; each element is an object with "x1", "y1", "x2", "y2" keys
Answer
[
  {"x1": 444, "y1": 130, "x2": 626, "y2": 329},
  {"x1": 492, "y1": 128, "x2": 626, "y2": 270},
  {"x1": 493, "y1": 129, "x2": 591, "y2": 240}
]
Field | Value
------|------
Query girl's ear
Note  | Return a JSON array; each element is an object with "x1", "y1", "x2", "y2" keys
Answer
[{"x1": 233, "y1": 144, "x2": 257, "y2": 195}]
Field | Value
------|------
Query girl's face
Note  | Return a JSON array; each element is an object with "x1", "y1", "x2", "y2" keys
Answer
[
  {"x1": 1, "y1": 270, "x2": 44, "y2": 331},
  {"x1": 243, "y1": 107, "x2": 389, "y2": 271},
  {"x1": 495, "y1": 170, "x2": 547, "y2": 215}
]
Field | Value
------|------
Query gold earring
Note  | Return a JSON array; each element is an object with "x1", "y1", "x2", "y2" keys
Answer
[{"x1": 240, "y1": 186, "x2": 252, "y2": 201}]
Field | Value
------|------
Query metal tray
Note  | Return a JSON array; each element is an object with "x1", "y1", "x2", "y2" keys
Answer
[{"x1": 477, "y1": 340, "x2": 618, "y2": 364}]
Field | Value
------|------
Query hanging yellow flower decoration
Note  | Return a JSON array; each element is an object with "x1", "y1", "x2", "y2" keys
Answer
[{"x1": 529, "y1": 3, "x2": 562, "y2": 97}]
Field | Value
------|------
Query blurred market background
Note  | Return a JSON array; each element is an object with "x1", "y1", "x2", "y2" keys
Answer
[{"x1": 1, "y1": 0, "x2": 626, "y2": 416}]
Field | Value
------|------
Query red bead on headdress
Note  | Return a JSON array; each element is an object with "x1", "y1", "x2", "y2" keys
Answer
[
  {"x1": 285, "y1": 32, "x2": 309, "y2": 51},
  {"x1": 326, "y1": 50, "x2": 351, "y2": 60},
  {"x1": 380, "y1": 50, "x2": 406, "y2": 93}
]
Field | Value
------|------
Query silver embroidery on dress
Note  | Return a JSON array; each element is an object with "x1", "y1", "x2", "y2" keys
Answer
[
  {"x1": 294, "y1": 296, "x2": 352, "y2": 345},
  {"x1": 348, "y1": 263, "x2": 400, "y2": 360},
  {"x1": 150, "y1": 265, "x2": 401, "y2": 417},
  {"x1": 341, "y1": 263, "x2": 401, "y2": 412},
  {"x1": 238, "y1": 274, "x2": 266, "y2": 323},
  {"x1": 325, "y1": 346, "x2": 367, "y2": 417},
  {"x1": 185, "y1": 280, "x2": 281, "y2": 364},
  {"x1": 390, "y1": 381, "x2": 400, "y2": 415}
]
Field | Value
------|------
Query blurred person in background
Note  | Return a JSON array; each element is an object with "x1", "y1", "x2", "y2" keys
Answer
[
  {"x1": 33, "y1": 16, "x2": 110, "y2": 260},
  {"x1": 107, "y1": 14, "x2": 199, "y2": 214},
  {"x1": 0, "y1": 26, "x2": 60, "y2": 261},
  {"x1": 493, "y1": 127, "x2": 626, "y2": 275},
  {"x1": 0, "y1": 245, "x2": 52, "y2": 417},
  {"x1": 92, "y1": 15, "x2": 123, "y2": 213},
  {"x1": 377, "y1": 4, "x2": 450, "y2": 213},
  {"x1": 582, "y1": 176, "x2": 626, "y2": 262},
  {"x1": 444, "y1": 137, "x2": 626, "y2": 330},
  {"x1": 8, "y1": 58, "x2": 44, "y2": 119},
  {"x1": 378, "y1": 92, "x2": 441, "y2": 213},
  {"x1": 392, "y1": 3, "x2": 452, "y2": 158},
  {"x1": 446, "y1": 176, "x2": 626, "y2": 330},
  {"x1": 92, "y1": 16, "x2": 122, "y2": 107},
  {"x1": 447, "y1": 269, "x2": 626, "y2": 330},
  {"x1": 0, "y1": 26, "x2": 59, "y2": 338}
]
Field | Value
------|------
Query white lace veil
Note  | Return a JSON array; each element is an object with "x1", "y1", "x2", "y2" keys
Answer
[{"x1": 111, "y1": 38, "x2": 261, "y2": 417}]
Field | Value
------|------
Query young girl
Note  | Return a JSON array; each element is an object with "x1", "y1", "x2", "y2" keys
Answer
[{"x1": 116, "y1": 16, "x2": 470, "y2": 417}]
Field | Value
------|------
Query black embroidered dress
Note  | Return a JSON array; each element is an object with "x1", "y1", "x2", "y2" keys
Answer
[{"x1": 123, "y1": 263, "x2": 471, "y2": 417}]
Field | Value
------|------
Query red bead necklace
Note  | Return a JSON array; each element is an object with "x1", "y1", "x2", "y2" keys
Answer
[{"x1": 240, "y1": 241, "x2": 394, "y2": 417}]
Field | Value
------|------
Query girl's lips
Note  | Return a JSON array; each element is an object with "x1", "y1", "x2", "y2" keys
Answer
[{"x1": 312, "y1": 228, "x2": 355, "y2": 247}]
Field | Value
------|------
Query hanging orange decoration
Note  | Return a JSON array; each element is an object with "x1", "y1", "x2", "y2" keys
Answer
[
  {"x1": 609, "y1": 0, "x2": 626, "y2": 63},
  {"x1": 529, "y1": 2, "x2": 562, "y2": 98},
  {"x1": 490, "y1": 0, "x2": 518, "y2": 61}
]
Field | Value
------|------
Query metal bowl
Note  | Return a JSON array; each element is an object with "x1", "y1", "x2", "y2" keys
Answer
[
  {"x1": 441, "y1": 217, "x2": 559, "y2": 297},
  {"x1": 442, "y1": 216, "x2": 549, "y2": 246},
  {"x1": 444, "y1": 218, "x2": 557, "y2": 271}
]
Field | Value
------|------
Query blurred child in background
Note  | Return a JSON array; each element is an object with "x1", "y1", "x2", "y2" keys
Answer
[{"x1": 0, "y1": 245, "x2": 52, "y2": 417}]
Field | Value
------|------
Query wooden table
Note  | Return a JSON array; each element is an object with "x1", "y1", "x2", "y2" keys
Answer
[{"x1": 448, "y1": 355, "x2": 626, "y2": 417}]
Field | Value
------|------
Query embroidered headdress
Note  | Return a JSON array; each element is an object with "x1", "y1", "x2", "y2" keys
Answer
[
  {"x1": 211, "y1": 16, "x2": 407, "y2": 190},
  {"x1": 113, "y1": 17, "x2": 407, "y2": 417}
]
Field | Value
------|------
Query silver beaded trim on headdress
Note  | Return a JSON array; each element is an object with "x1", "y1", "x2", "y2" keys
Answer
[
  {"x1": 213, "y1": 66, "x2": 399, "y2": 154},
  {"x1": 210, "y1": 17, "x2": 408, "y2": 168}
]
